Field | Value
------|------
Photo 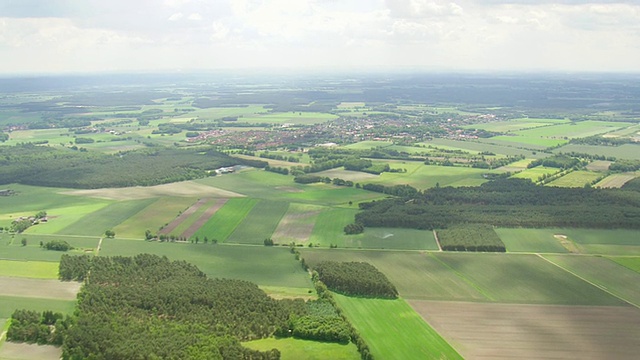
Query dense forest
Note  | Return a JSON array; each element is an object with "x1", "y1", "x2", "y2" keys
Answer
[
  {"x1": 356, "y1": 179, "x2": 640, "y2": 230},
  {"x1": 5, "y1": 254, "x2": 373, "y2": 359},
  {"x1": 436, "y1": 225, "x2": 506, "y2": 252},
  {"x1": 0, "y1": 144, "x2": 266, "y2": 188},
  {"x1": 313, "y1": 262, "x2": 398, "y2": 299}
]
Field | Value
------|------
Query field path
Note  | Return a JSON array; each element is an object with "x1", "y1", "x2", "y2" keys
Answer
[
  {"x1": 538, "y1": 254, "x2": 640, "y2": 308},
  {"x1": 432, "y1": 230, "x2": 442, "y2": 251},
  {"x1": 96, "y1": 237, "x2": 104, "y2": 255},
  {"x1": 159, "y1": 198, "x2": 208, "y2": 235},
  {"x1": 181, "y1": 198, "x2": 229, "y2": 239}
]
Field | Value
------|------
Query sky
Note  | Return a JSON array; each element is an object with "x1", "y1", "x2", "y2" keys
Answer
[{"x1": 0, "y1": 0, "x2": 639, "y2": 74}]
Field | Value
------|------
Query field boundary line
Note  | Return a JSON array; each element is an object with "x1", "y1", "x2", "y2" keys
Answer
[
  {"x1": 427, "y1": 253, "x2": 495, "y2": 301},
  {"x1": 537, "y1": 254, "x2": 640, "y2": 309},
  {"x1": 96, "y1": 237, "x2": 104, "y2": 255},
  {"x1": 432, "y1": 230, "x2": 442, "y2": 251}
]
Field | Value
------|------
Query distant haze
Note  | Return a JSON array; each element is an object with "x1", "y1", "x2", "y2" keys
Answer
[{"x1": 1, "y1": 0, "x2": 639, "y2": 74}]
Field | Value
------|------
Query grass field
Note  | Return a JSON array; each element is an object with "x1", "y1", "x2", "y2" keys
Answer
[
  {"x1": 271, "y1": 203, "x2": 323, "y2": 243},
  {"x1": 57, "y1": 198, "x2": 156, "y2": 236},
  {"x1": 192, "y1": 198, "x2": 258, "y2": 242},
  {"x1": 307, "y1": 208, "x2": 358, "y2": 247},
  {"x1": 342, "y1": 141, "x2": 393, "y2": 150},
  {"x1": 238, "y1": 112, "x2": 338, "y2": 125},
  {"x1": 553, "y1": 143, "x2": 640, "y2": 160},
  {"x1": 300, "y1": 250, "x2": 487, "y2": 301},
  {"x1": 546, "y1": 170, "x2": 602, "y2": 187},
  {"x1": 366, "y1": 163, "x2": 489, "y2": 189},
  {"x1": 510, "y1": 166, "x2": 558, "y2": 181},
  {"x1": 166, "y1": 198, "x2": 219, "y2": 237},
  {"x1": 0, "y1": 184, "x2": 105, "y2": 216},
  {"x1": 609, "y1": 257, "x2": 640, "y2": 273},
  {"x1": 0, "y1": 260, "x2": 59, "y2": 279},
  {"x1": 0, "y1": 296, "x2": 76, "y2": 318},
  {"x1": 113, "y1": 197, "x2": 198, "y2": 238},
  {"x1": 243, "y1": 338, "x2": 359, "y2": 360},
  {"x1": 495, "y1": 228, "x2": 569, "y2": 253},
  {"x1": 542, "y1": 255, "x2": 640, "y2": 307},
  {"x1": 433, "y1": 253, "x2": 625, "y2": 305},
  {"x1": 98, "y1": 240, "x2": 312, "y2": 288},
  {"x1": 462, "y1": 119, "x2": 566, "y2": 133},
  {"x1": 0, "y1": 277, "x2": 80, "y2": 300},
  {"x1": 22, "y1": 203, "x2": 111, "y2": 235},
  {"x1": 422, "y1": 139, "x2": 542, "y2": 158},
  {"x1": 226, "y1": 200, "x2": 289, "y2": 244},
  {"x1": 333, "y1": 294, "x2": 462, "y2": 360},
  {"x1": 62, "y1": 180, "x2": 243, "y2": 200},
  {"x1": 0, "y1": 234, "x2": 99, "y2": 261}
]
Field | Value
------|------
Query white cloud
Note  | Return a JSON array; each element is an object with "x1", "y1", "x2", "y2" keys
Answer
[{"x1": 168, "y1": 12, "x2": 184, "y2": 21}]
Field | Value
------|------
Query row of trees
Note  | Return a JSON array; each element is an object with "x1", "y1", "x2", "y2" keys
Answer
[{"x1": 313, "y1": 261, "x2": 398, "y2": 299}]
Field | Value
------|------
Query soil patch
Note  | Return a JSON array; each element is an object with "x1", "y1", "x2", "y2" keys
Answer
[
  {"x1": 409, "y1": 300, "x2": 640, "y2": 360},
  {"x1": 554, "y1": 234, "x2": 580, "y2": 253},
  {"x1": 0, "y1": 342, "x2": 62, "y2": 360},
  {"x1": 0, "y1": 277, "x2": 81, "y2": 300},
  {"x1": 159, "y1": 198, "x2": 208, "y2": 235},
  {"x1": 181, "y1": 198, "x2": 229, "y2": 239}
]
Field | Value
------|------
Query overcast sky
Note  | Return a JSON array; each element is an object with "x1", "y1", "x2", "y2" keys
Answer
[{"x1": 0, "y1": 0, "x2": 639, "y2": 74}]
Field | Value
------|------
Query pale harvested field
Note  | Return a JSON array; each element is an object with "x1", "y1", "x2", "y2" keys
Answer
[
  {"x1": 313, "y1": 169, "x2": 379, "y2": 182},
  {"x1": 233, "y1": 154, "x2": 302, "y2": 168},
  {"x1": 595, "y1": 173, "x2": 637, "y2": 188},
  {"x1": 585, "y1": 160, "x2": 612, "y2": 172},
  {"x1": 409, "y1": 300, "x2": 640, "y2": 360},
  {"x1": 61, "y1": 180, "x2": 243, "y2": 200},
  {"x1": 0, "y1": 342, "x2": 62, "y2": 360},
  {"x1": 0, "y1": 277, "x2": 80, "y2": 300},
  {"x1": 272, "y1": 209, "x2": 321, "y2": 243},
  {"x1": 181, "y1": 198, "x2": 228, "y2": 239},
  {"x1": 159, "y1": 198, "x2": 207, "y2": 235}
]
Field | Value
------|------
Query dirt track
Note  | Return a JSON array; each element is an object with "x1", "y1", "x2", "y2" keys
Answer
[{"x1": 409, "y1": 300, "x2": 640, "y2": 360}]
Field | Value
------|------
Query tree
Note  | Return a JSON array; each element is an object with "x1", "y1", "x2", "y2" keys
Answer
[
  {"x1": 104, "y1": 230, "x2": 115, "y2": 238},
  {"x1": 21, "y1": 238, "x2": 27, "y2": 246},
  {"x1": 263, "y1": 238, "x2": 274, "y2": 246}
]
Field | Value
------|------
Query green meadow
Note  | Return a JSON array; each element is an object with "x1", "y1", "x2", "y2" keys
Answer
[
  {"x1": 0, "y1": 260, "x2": 59, "y2": 279},
  {"x1": 333, "y1": 294, "x2": 462, "y2": 360},
  {"x1": 243, "y1": 338, "x2": 359, "y2": 360},
  {"x1": 546, "y1": 170, "x2": 602, "y2": 187},
  {"x1": 192, "y1": 197, "x2": 258, "y2": 242},
  {"x1": 226, "y1": 200, "x2": 289, "y2": 244},
  {"x1": 495, "y1": 228, "x2": 569, "y2": 253},
  {"x1": 0, "y1": 296, "x2": 76, "y2": 318},
  {"x1": 113, "y1": 197, "x2": 198, "y2": 238}
]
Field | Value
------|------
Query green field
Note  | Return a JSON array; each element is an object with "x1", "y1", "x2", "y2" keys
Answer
[
  {"x1": 238, "y1": 112, "x2": 338, "y2": 125},
  {"x1": 113, "y1": 197, "x2": 197, "y2": 238},
  {"x1": 243, "y1": 337, "x2": 359, "y2": 360},
  {"x1": 609, "y1": 257, "x2": 640, "y2": 273},
  {"x1": 0, "y1": 234, "x2": 99, "y2": 261},
  {"x1": 510, "y1": 166, "x2": 558, "y2": 182},
  {"x1": 0, "y1": 260, "x2": 59, "y2": 279},
  {"x1": 0, "y1": 184, "x2": 106, "y2": 216},
  {"x1": 546, "y1": 170, "x2": 602, "y2": 187},
  {"x1": 166, "y1": 198, "x2": 219, "y2": 237},
  {"x1": 366, "y1": 163, "x2": 489, "y2": 189},
  {"x1": 0, "y1": 296, "x2": 76, "y2": 318},
  {"x1": 542, "y1": 255, "x2": 640, "y2": 307},
  {"x1": 342, "y1": 141, "x2": 393, "y2": 150},
  {"x1": 462, "y1": 119, "x2": 566, "y2": 133},
  {"x1": 553, "y1": 144, "x2": 640, "y2": 160},
  {"x1": 300, "y1": 250, "x2": 487, "y2": 301},
  {"x1": 23, "y1": 203, "x2": 111, "y2": 235},
  {"x1": 422, "y1": 139, "x2": 542, "y2": 158},
  {"x1": 98, "y1": 240, "x2": 312, "y2": 288},
  {"x1": 192, "y1": 198, "x2": 258, "y2": 242},
  {"x1": 433, "y1": 253, "x2": 624, "y2": 305},
  {"x1": 495, "y1": 228, "x2": 569, "y2": 253},
  {"x1": 307, "y1": 208, "x2": 358, "y2": 247},
  {"x1": 333, "y1": 295, "x2": 462, "y2": 360},
  {"x1": 57, "y1": 198, "x2": 156, "y2": 236},
  {"x1": 226, "y1": 200, "x2": 289, "y2": 244}
]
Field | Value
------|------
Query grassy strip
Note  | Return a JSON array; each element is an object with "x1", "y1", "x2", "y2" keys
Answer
[
  {"x1": 243, "y1": 337, "x2": 359, "y2": 360},
  {"x1": 333, "y1": 294, "x2": 462, "y2": 360},
  {"x1": 0, "y1": 260, "x2": 58, "y2": 279}
]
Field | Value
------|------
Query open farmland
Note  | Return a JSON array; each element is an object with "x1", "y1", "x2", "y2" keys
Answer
[
  {"x1": 57, "y1": 198, "x2": 156, "y2": 236},
  {"x1": 180, "y1": 198, "x2": 228, "y2": 239},
  {"x1": 0, "y1": 260, "x2": 58, "y2": 279},
  {"x1": 423, "y1": 139, "x2": 542, "y2": 158},
  {"x1": 553, "y1": 144, "x2": 640, "y2": 160},
  {"x1": 410, "y1": 301, "x2": 640, "y2": 360},
  {"x1": 546, "y1": 170, "x2": 602, "y2": 187},
  {"x1": 301, "y1": 250, "x2": 487, "y2": 301},
  {"x1": 553, "y1": 228, "x2": 640, "y2": 255},
  {"x1": 542, "y1": 255, "x2": 640, "y2": 307},
  {"x1": 98, "y1": 240, "x2": 312, "y2": 288},
  {"x1": 160, "y1": 198, "x2": 219, "y2": 237},
  {"x1": 113, "y1": 197, "x2": 197, "y2": 238},
  {"x1": 462, "y1": 118, "x2": 567, "y2": 132},
  {"x1": 432, "y1": 253, "x2": 624, "y2": 305},
  {"x1": 0, "y1": 342, "x2": 62, "y2": 360},
  {"x1": 271, "y1": 203, "x2": 322, "y2": 243},
  {"x1": 226, "y1": 200, "x2": 289, "y2": 244},
  {"x1": 510, "y1": 166, "x2": 558, "y2": 182},
  {"x1": 368, "y1": 163, "x2": 489, "y2": 188},
  {"x1": 0, "y1": 296, "x2": 76, "y2": 318},
  {"x1": 191, "y1": 197, "x2": 258, "y2": 242},
  {"x1": 333, "y1": 294, "x2": 462, "y2": 360},
  {"x1": 495, "y1": 228, "x2": 569, "y2": 253},
  {"x1": 610, "y1": 257, "x2": 640, "y2": 273},
  {"x1": 243, "y1": 338, "x2": 359, "y2": 360},
  {"x1": 0, "y1": 277, "x2": 80, "y2": 300},
  {"x1": 0, "y1": 234, "x2": 99, "y2": 261},
  {"x1": 595, "y1": 173, "x2": 637, "y2": 188},
  {"x1": 61, "y1": 180, "x2": 244, "y2": 200}
]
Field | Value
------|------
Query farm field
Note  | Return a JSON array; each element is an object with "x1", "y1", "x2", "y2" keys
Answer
[
  {"x1": 610, "y1": 257, "x2": 640, "y2": 273},
  {"x1": 161, "y1": 198, "x2": 218, "y2": 237},
  {"x1": 243, "y1": 338, "x2": 359, "y2": 360},
  {"x1": 546, "y1": 170, "x2": 602, "y2": 187},
  {"x1": 237, "y1": 111, "x2": 338, "y2": 125},
  {"x1": 342, "y1": 140, "x2": 393, "y2": 150},
  {"x1": 0, "y1": 342, "x2": 62, "y2": 360},
  {"x1": 301, "y1": 250, "x2": 487, "y2": 301},
  {"x1": 553, "y1": 144, "x2": 640, "y2": 160},
  {"x1": 553, "y1": 228, "x2": 640, "y2": 255},
  {"x1": 333, "y1": 294, "x2": 462, "y2": 360},
  {"x1": 542, "y1": 255, "x2": 640, "y2": 307},
  {"x1": 0, "y1": 296, "x2": 76, "y2": 318},
  {"x1": 510, "y1": 166, "x2": 558, "y2": 181},
  {"x1": 0, "y1": 277, "x2": 80, "y2": 300},
  {"x1": 367, "y1": 163, "x2": 489, "y2": 188},
  {"x1": 56, "y1": 198, "x2": 156, "y2": 236},
  {"x1": 462, "y1": 118, "x2": 566, "y2": 132},
  {"x1": 423, "y1": 139, "x2": 542, "y2": 158},
  {"x1": 113, "y1": 197, "x2": 198, "y2": 238},
  {"x1": 313, "y1": 168, "x2": 378, "y2": 182},
  {"x1": 495, "y1": 228, "x2": 569, "y2": 253},
  {"x1": 494, "y1": 158, "x2": 533, "y2": 172},
  {"x1": 226, "y1": 200, "x2": 289, "y2": 244},
  {"x1": 271, "y1": 203, "x2": 323, "y2": 243},
  {"x1": 61, "y1": 180, "x2": 244, "y2": 200},
  {"x1": 0, "y1": 235, "x2": 99, "y2": 261},
  {"x1": 432, "y1": 253, "x2": 624, "y2": 305},
  {"x1": 191, "y1": 197, "x2": 258, "y2": 242},
  {"x1": 409, "y1": 301, "x2": 640, "y2": 360},
  {"x1": 595, "y1": 173, "x2": 637, "y2": 188},
  {"x1": 0, "y1": 260, "x2": 58, "y2": 279},
  {"x1": 98, "y1": 240, "x2": 313, "y2": 288}
]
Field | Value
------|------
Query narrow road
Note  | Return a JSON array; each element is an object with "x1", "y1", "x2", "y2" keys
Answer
[{"x1": 96, "y1": 237, "x2": 104, "y2": 255}]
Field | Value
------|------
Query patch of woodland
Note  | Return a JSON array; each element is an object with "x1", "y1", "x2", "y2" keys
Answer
[
  {"x1": 313, "y1": 261, "x2": 398, "y2": 299},
  {"x1": 356, "y1": 178, "x2": 640, "y2": 230},
  {"x1": 436, "y1": 225, "x2": 506, "y2": 252}
]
